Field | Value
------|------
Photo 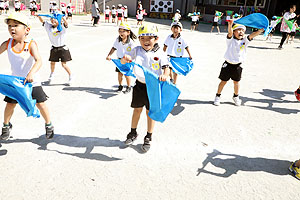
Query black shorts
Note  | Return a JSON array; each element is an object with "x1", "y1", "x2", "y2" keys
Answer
[
  {"x1": 32, "y1": 8, "x2": 37, "y2": 12},
  {"x1": 191, "y1": 21, "x2": 196, "y2": 26},
  {"x1": 68, "y1": 13, "x2": 72, "y2": 17},
  {"x1": 5, "y1": 7, "x2": 9, "y2": 10},
  {"x1": 62, "y1": 11, "x2": 66, "y2": 15},
  {"x1": 218, "y1": 61, "x2": 243, "y2": 82},
  {"x1": 131, "y1": 80, "x2": 149, "y2": 110},
  {"x1": 115, "y1": 67, "x2": 121, "y2": 72},
  {"x1": 124, "y1": 16, "x2": 128, "y2": 19},
  {"x1": 213, "y1": 22, "x2": 218, "y2": 26},
  {"x1": 112, "y1": 14, "x2": 116, "y2": 18},
  {"x1": 49, "y1": 46, "x2": 72, "y2": 62},
  {"x1": 0, "y1": 8, "x2": 4, "y2": 10},
  {"x1": 290, "y1": 32, "x2": 296, "y2": 36},
  {"x1": 117, "y1": 13, "x2": 122, "y2": 18},
  {"x1": 4, "y1": 86, "x2": 48, "y2": 104},
  {"x1": 15, "y1": 8, "x2": 20, "y2": 12},
  {"x1": 105, "y1": 14, "x2": 109, "y2": 18}
]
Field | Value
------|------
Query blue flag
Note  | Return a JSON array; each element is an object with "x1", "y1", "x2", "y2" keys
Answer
[
  {"x1": 38, "y1": 12, "x2": 65, "y2": 32},
  {"x1": 135, "y1": 63, "x2": 181, "y2": 123},
  {"x1": 111, "y1": 59, "x2": 136, "y2": 78},
  {"x1": 169, "y1": 57, "x2": 194, "y2": 76},
  {"x1": 0, "y1": 74, "x2": 40, "y2": 118},
  {"x1": 234, "y1": 13, "x2": 270, "y2": 36}
]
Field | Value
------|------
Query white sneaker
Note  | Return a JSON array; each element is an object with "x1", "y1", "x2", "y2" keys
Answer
[
  {"x1": 232, "y1": 96, "x2": 241, "y2": 106},
  {"x1": 67, "y1": 74, "x2": 74, "y2": 86},
  {"x1": 48, "y1": 73, "x2": 54, "y2": 83},
  {"x1": 214, "y1": 96, "x2": 221, "y2": 106}
]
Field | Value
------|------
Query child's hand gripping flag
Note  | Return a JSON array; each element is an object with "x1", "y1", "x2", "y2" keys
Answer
[
  {"x1": 169, "y1": 57, "x2": 194, "y2": 76},
  {"x1": 0, "y1": 74, "x2": 40, "y2": 118},
  {"x1": 111, "y1": 59, "x2": 136, "y2": 78},
  {"x1": 38, "y1": 12, "x2": 65, "y2": 32},
  {"x1": 234, "y1": 13, "x2": 269, "y2": 36}
]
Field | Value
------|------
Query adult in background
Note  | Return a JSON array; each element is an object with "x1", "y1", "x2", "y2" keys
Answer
[{"x1": 91, "y1": 0, "x2": 100, "y2": 27}]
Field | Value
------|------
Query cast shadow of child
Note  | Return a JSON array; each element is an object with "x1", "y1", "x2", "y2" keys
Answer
[
  {"x1": 197, "y1": 149, "x2": 291, "y2": 178},
  {"x1": 63, "y1": 87, "x2": 118, "y2": 99},
  {"x1": 1, "y1": 134, "x2": 125, "y2": 161}
]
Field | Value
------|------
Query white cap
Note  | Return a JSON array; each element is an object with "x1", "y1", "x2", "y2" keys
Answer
[{"x1": 171, "y1": 21, "x2": 183, "y2": 29}]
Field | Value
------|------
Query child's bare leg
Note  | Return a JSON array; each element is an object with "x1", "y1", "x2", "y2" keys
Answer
[
  {"x1": 217, "y1": 80, "x2": 227, "y2": 94},
  {"x1": 125, "y1": 75, "x2": 131, "y2": 87},
  {"x1": 210, "y1": 26, "x2": 214, "y2": 32},
  {"x1": 50, "y1": 62, "x2": 56, "y2": 73},
  {"x1": 173, "y1": 73, "x2": 178, "y2": 84},
  {"x1": 131, "y1": 107, "x2": 143, "y2": 128},
  {"x1": 118, "y1": 72, "x2": 123, "y2": 85},
  {"x1": 295, "y1": 160, "x2": 300, "y2": 167},
  {"x1": 61, "y1": 62, "x2": 72, "y2": 76},
  {"x1": 4, "y1": 103, "x2": 16, "y2": 124},
  {"x1": 146, "y1": 110, "x2": 155, "y2": 133},
  {"x1": 36, "y1": 102, "x2": 51, "y2": 124},
  {"x1": 233, "y1": 81, "x2": 240, "y2": 95},
  {"x1": 217, "y1": 26, "x2": 221, "y2": 33}
]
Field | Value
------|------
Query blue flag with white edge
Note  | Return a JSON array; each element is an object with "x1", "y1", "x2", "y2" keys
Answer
[
  {"x1": 134, "y1": 63, "x2": 181, "y2": 123},
  {"x1": 0, "y1": 74, "x2": 40, "y2": 118},
  {"x1": 38, "y1": 12, "x2": 65, "y2": 32},
  {"x1": 169, "y1": 57, "x2": 194, "y2": 76},
  {"x1": 111, "y1": 59, "x2": 136, "y2": 78},
  {"x1": 234, "y1": 13, "x2": 270, "y2": 36}
]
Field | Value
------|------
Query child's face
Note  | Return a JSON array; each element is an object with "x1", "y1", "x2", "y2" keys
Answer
[
  {"x1": 233, "y1": 28, "x2": 245, "y2": 40},
  {"x1": 7, "y1": 20, "x2": 29, "y2": 40},
  {"x1": 171, "y1": 26, "x2": 181, "y2": 35},
  {"x1": 290, "y1": 6, "x2": 296, "y2": 13},
  {"x1": 139, "y1": 36, "x2": 158, "y2": 51},
  {"x1": 50, "y1": 18, "x2": 59, "y2": 27},
  {"x1": 118, "y1": 28, "x2": 130, "y2": 40}
]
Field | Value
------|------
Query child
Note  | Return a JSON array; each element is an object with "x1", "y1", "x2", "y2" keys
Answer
[
  {"x1": 51, "y1": 1, "x2": 57, "y2": 13},
  {"x1": 111, "y1": 5, "x2": 116, "y2": 23},
  {"x1": 66, "y1": 3, "x2": 72, "y2": 22},
  {"x1": 37, "y1": 15, "x2": 74, "y2": 86},
  {"x1": 4, "y1": 0, "x2": 9, "y2": 14},
  {"x1": 286, "y1": 20, "x2": 298, "y2": 43},
  {"x1": 116, "y1": 4, "x2": 123, "y2": 25},
  {"x1": 14, "y1": 0, "x2": 21, "y2": 12},
  {"x1": 210, "y1": 11, "x2": 223, "y2": 34},
  {"x1": 106, "y1": 22, "x2": 136, "y2": 94},
  {"x1": 0, "y1": 0, "x2": 4, "y2": 15},
  {"x1": 213, "y1": 21, "x2": 264, "y2": 106},
  {"x1": 0, "y1": 12, "x2": 54, "y2": 140},
  {"x1": 173, "y1": 9, "x2": 181, "y2": 22},
  {"x1": 163, "y1": 22, "x2": 192, "y2": 84},
  {"x1": 190, "y1": 12, "x2": 199, "y2": 31},
  {"x1": 91, "y1": 0, "x2": 100, "y2": 27},
  {"x1": 104, "y1": 5, "x2": 110, "y2": 23},
  {"x1": 61, "y1": 4, "x2": 66, "y2": 15},
  {"x1": 30, "y1": 0, "x2": 37, "y2": 16},
  {"x1": 289, "y1": 160, "x2": 300, "y2": 180},
  {"x1": 123, "y1": 5, "x2": 128, "y2": 22},
  {"x1": 267, "y1": 16, "x2": 281, "y2": 41},
  {"x1": 121, "y1": 24, "x2": 171, "y2": 152},
  {"x1": 137, "y1": 9, "x2": 143, "y2": 25}
]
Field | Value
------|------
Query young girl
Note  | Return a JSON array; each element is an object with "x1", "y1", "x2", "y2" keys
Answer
[
  {"x1": 111, "y1": 5, "x2": 117, "y2": 23},
  {"x1": 105, "y1": 6, "x2": 110, "y2": 23},
  {"x1": 190, "y1": 12, "x2": 199, "y2": 31},
  {"x1": 137, "y1": 9, "x2": 143, "y2": 25},
  {"x1": 106, "y1": 22, "x2": 136, "y2": 94},
  {"x1": 116, "y1": 4, "x2": 123, "y2": 25},
  {"x1": 123, "y1": 5, "x2": 128, "y2": 22},
  {"x1": 211, "y1": 11, "x2": 222, "y2": 34}
]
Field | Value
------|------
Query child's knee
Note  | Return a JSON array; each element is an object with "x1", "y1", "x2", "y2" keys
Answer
[
  {"x1": 6, "y1": 103, "x2": 17, "y2": 109},
  {"x1": 36, "y1": 102, "x2": 48, "y2": 110}
]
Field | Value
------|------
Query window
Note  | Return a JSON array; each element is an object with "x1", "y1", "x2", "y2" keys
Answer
[
  {"x1": 246, "y1": 0, "x2": 255, "y2": 6},
  {"x1": 256, "y1": 0, "x2": 265, "y2": 6},
  {"x1": 237, "y1": 0, "x2": 245, "y2": 6}
]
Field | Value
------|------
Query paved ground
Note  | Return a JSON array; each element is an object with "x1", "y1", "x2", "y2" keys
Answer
[{"x1": 0, "y1": 12, "x2": 300, "y2": 200}]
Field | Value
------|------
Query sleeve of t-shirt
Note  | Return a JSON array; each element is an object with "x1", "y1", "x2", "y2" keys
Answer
[
  {"x1": 182, "y1": 38, "x2": 188, "y2": 49},
  {"x1": 44, "y1": 21, "x2": 51, "y2": 32},
  {"x1": 164, "y1": 36, "x2": 170, "y2": 47},
  {"x1": 128, "y1": 46, "x2": 137, "y2": 61},
  {"x1": 95, "y1": 2, "x2": 98, "y2": 9},
  {"x1": 159, "y1": 50, "x2": 170, "y2": 68},
  {"x1": 112, "y1": 38, "x2": 118, "y2": 49},
  {"x1": 226, "y1": 35, "x2": 232, "y2": 45},
  {"x1": 244, "y1": 36, "x2": 251, "y2": 46}
]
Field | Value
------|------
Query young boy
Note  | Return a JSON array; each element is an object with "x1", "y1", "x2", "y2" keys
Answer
[
  {"x1": 190, "y1": 12, "x2": 199, "y2": 31},
  {"x1": 163, "y1": 22, "x2": 192, "y2": 84},
  {"x1": 289, "y1": 160, "x2": 300, "y2": 180},
  {"x1": 173, "y1": 9, "x2": 181, "y2": 22},
  {"x1": 0, "y1": 12, "x2": 54, "y2": 140},
  {"x1": 121, "y1": 24, "x2": 170, "y2": 152},
  {"x1": 210, "y1": 12, "x2": 223, "y2": 34},
  {"x1": 37, "y1": 15, "x2": 74, "y2": 85},
  {"x1": 213, "y1": 20, "x2": 264, "y2": 106}
]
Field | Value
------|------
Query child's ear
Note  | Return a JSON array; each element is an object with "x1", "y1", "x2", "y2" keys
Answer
[{"x1": 155, "y1": 37, "x2": 159, "y2": 42}]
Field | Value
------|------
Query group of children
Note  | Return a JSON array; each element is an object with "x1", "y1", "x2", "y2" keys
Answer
[
  {"x1": 0, "y1": 0, "x2": 9, "y2": 15},
  {"x1": 0, "y1": 7, "x2": 299, "y2": 180},
  {"x1": 104, "y1": 4, "x2": 128, "y2": 25}
]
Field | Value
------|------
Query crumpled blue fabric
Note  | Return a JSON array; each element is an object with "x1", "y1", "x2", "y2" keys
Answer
[
  {"x1": 234, "y1": 13, "x2": 270, "y2": 37},
  {"x1": 38, "y1": 12, "x2": 65, "y2": 32},
  {"x1": 0, "y1": 74, "x2": 40, "y2": 118},
  {"x1": 135, "y1": 63, "x2": 181, "y2": 123},
  {"x1": 169, "y1": 57, "x2": 194, "y2": 76},
  {"x1": 111, "y1": 59, "x2": 136, "y2": 78}
]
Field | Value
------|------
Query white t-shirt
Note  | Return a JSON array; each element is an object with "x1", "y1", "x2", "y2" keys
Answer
[
  {"x1": 7, "y1": 38, "x2": 41, "y2": 86},
  {"x1": 124, "y1": 9, "x2": 128, "y2": 17},
  {"x1": 44, "y1": 21, "x2": 67, "y2": 47},
  {"x1": 292, "y1": 23, "x2": 297, "y2": 32},
  {"x1": 128, "y1": 45, "x2": 169, "y2": 83},
  {"x1": 164, "y1": 34, "x2": 188, "y2": 57},
  {"x1": 111, "y1": 9, "x2": 116, "y2": 15},
  {"x1": 105, "y1": 9, "x2": 110, "y2": 15},
  {"x1": 15, "y1": 2, "x2": 21, "y2": 8},
  {"x1": 174, "y1": 13, "x2": 181, "y2": 21},
  {"x1": 113, "y1": 37, "x2": 135, "y2": 59},
  {"x1": 117, "y1": 8, "x2": 123, "y2": 15},
  {"x1": 280, "y1": 12, "x2": 296, "y2": 33},
  {"x1": 137, "y1": 12, "x2": 143, "y2": 20},
  {"x1": 61, "y1": 6, "x2": 66, "y2": 12},
  {"x1": 224, "y1": 36, "x2": 251, "y2": 64},
  {"x1": 214, "y1": 16, "x2": 219, "y2": 22},
  {"x1": 226, "y1": 16, "x2": 231, "y2": 21},
  {"x1": 191, "y1": 15, "x2": 198, "y2": 22},
  {"x1": 0, "y1": 1, "x2": 5, "y2": 8}
]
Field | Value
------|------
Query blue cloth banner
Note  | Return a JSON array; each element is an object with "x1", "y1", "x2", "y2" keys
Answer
[
  {"x1": 111, "y1": 59, "x2": 136, "y2": 78},
  {"x1": 169, "y1": 57, "x2": 194, "y2": 76},
  {"x1": 0, "y1": 74, "x2": 40, "y2": 118},
  {"x1": 38, "y1": 12, "x2": 65, "y2": 32},
  {"x1": 234, "y1": 13, "x2": 270, "y2": 36},
  {"x1": 134, "y1": 63, "x2": 181, "y2": 123}
]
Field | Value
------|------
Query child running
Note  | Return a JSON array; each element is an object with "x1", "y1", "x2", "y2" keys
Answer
[
  {"x1": 111, "y1": 5, "x2": 116, "y2": 23},
  {"x1": 116, "y1": 4, "x2": 123, "y2": 25},
  {"x1": 121, "y1": 24, "x2": 171, "y2": 152},
  {"x1": 173, "y1": 9, "x2": 181, "y2": 22},
  {"x1": 286, "y1": 20, "x2": 298, "y2": 43},
  {"x1": 214, "y1": 20, "x2": 264, "y2": 106},
  {"x1": 0, "y1": 13, "x2": 54, "y2": 140},
  {"x1": 289, "y1": 160, "x2": 300, "y2": 180},
  {"x1": 106, "y1": 22, "x2": 136, "y2": 94},
  {"x1": 137, "y1": 9, "x2": 143, "y2": 26},
  {"x1": 190, "y1": 12, "x2": 199, "y2": 31},
  {"x1": 37, "y1": 15, "x2": 74, "y2": 86},
  {"x1": 123, "y1": 5, "x2": 128, "y2": 22},
  {"x1": 163, "y1": 22, "x2": 192, "y2": 84},
  {"x1": 210, "y1": 11, "x2": 223, "y2": 34},
  {"x1": 66, "y1": 3, "x2": 72, "y2": 22},
  {"x1": 104, "y1": 6, "x2": 110, "y2": 23}
]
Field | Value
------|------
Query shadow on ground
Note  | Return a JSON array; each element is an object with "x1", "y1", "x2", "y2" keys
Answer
[
  {"x1": 62, "y1": 86, "x2": 118, "y2": 99},
  {"x1": 171, "y1": 99, "x2": 213, "y2": 116},
  {"x1": 1, "y1": 134, "x2": 125, "y2": 161},
  {"x1": 197, "y1": 149, "x2": 291, "y2": 177}
]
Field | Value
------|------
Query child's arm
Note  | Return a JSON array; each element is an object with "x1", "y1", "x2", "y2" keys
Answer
[
  {"x1": 185, "y1": 47, "x2": 192, "y2": 60},
  {"x1": 163, "y1": 45, "x2": 167, "y2": 52},
  {"x1": 62, "y1": 16, "x2": 68, "y2": 27},
  {"x1": 37, "y1": 15, "x2": 44, "y2": 23},
  {"x1": 0, "y1": 40, "x2": 8, "y2": 55},
  {"x1": 248, "y1": 29, "x2": 264, "y2": 40},
  {"x1": 159, "y1": 67, "x2": 170, "y2": 82},
  {"x1": 227, "y1": 20, "x2": 233, "y2": 38},
  {"x1": 106, "y1": 47, "x2": 116, "y2": 60},
  {"x1": 24, "y1": 41, "x2": 42, "y2": 84}
]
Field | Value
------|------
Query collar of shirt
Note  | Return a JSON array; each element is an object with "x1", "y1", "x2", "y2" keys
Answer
[
  {"x1": 118, "y1": 36, "x2": 130, "y2": 44},
  {"x1": 171, "y1": 33, "x2": 181, "y2": 38}
]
